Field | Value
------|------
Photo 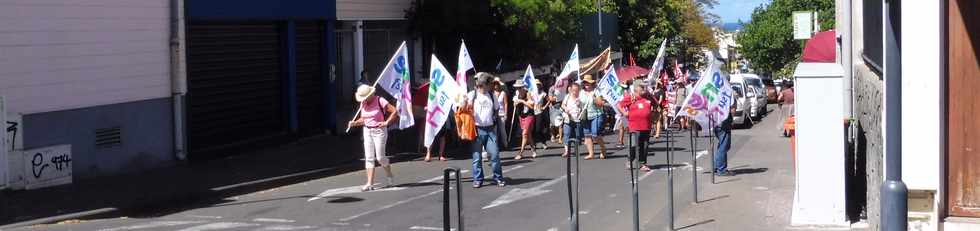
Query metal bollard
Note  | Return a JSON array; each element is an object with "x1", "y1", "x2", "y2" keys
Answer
[
  {"x1": 690, "y1": 126, "x2": 699, "y2": 203},
  {"x1": 566, "y1": 136, "x2": 580, "y2": 231},
  {"x1": 666, "y1": 128, "x2": 675, "y2": 231},
  {"x1": 628, "y1": 132, "x2": 639, "y2": 231},
  {"x1": 443, "y1": 167, "x2": 463, "y2": 231}
]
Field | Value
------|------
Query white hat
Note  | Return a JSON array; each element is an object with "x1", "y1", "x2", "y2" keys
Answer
[{"x1": 355, "y1": 85, "x2": 376, "y2": 102}]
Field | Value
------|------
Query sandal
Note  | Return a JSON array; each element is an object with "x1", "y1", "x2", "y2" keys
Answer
[
  {"x1": 584, "y1": 155, "x2": 594, "y2": 160},
  {"x1": 361, "y1": 184, "x2": 374, "y2": 192},
  {"x1": 424, "y1": 156, "x2": 431, "y2": 162},
  {"x1": 514, "y1": 155, "x2": 523, "y2": 160},
  {"x1": 439, "y1": 156, "x2": 448, "y2": 161},
  {"x1": 532, "y1": 151, "x2": 538, "y2": 159},
  {"x1": 640, "y1": 165, "x2": 653, "y2": 172}
]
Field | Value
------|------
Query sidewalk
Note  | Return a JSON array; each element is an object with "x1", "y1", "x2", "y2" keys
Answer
[
  {"x1": 647, "y1": 108, "x2": 866, "y2": 231},
  {"x1": 0, "y1": 134, "x2": 398, "y2": 229}
]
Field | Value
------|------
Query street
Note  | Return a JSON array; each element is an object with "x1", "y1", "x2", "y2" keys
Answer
[{"x1": 16, "y1": 106, "x2": 797, "y2": 231}]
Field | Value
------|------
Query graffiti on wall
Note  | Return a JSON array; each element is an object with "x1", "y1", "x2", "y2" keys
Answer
[{"x1": 23, "y1": 144, "x2": 72, "y2": 190}]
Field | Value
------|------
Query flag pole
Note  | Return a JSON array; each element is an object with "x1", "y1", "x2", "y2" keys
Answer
[{"x1": 346, "y1": 42, "x2": 407, "y2": 133}]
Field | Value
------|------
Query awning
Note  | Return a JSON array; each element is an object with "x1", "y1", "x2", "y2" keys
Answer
[{"x1": 801, "y1": 30, "x2": 837, "y2": 63}]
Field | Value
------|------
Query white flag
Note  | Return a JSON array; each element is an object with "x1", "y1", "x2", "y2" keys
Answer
[
  {"x1": 456, "y1": 40, "x2": 474, "y2": 90},
  {"x1": 674, "y1": 62, "x2": 734, "y2": 131},
  {"x1": 556, "y1": 44, "x2": 580, "y2": 90},
  {"x1": 425, "y1": 55, "x2": 464, "y2": 147},
  {"x1": 521, "y1": 65, "x2": 541, "y2": 102},
  {"x1": 376, "y1": 42, "x2": 414, "y2": 130},
  {"x1": 651, "y1": 39, "x2": 668, "y2": 75},
  {"x1": 596, "y1": 65, "x2": 625, "y2": 105}
]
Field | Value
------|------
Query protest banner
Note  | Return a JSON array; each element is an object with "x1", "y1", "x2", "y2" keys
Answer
[{"x1": 424, "y1": 55, "x2": 465, "y2": 147}]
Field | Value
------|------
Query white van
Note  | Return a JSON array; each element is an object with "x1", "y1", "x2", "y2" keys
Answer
[{"x1": 730, "y1": 74, "x2": 768, "y2": 123}]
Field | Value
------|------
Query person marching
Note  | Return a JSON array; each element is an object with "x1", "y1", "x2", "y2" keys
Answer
[
  {"x1": 616, "y1": 81, "x2": 632, "y2": 148},
  {"x1": 532, "y1": 79, "x2": 552, "y2": 150},
  {"x1": 512, "y1": 80, "x2": 538, "y2": 159},
  {"x1": 348, "y1": 84, "x2": 397, "y2": 191},
  {"x1": 674, "y1": 78, "x2": 689, "y2": 130},
  {"x1": 580, "y1": 74, "x2": 607, "y2": 159},
  {"x1": 463, "y1": 73, "x2": 506, "y2": 188},
  {"x1": 561, "y1": 82, "x2": 586, "y2": 157},
  {"x1": 618, "y1": 82, "x2": 655, "y2": 172},
  {"x1": 493, "y1": 77, "x2": 510, "y2": 150}
]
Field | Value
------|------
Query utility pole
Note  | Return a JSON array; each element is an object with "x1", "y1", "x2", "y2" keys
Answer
[
  {"x1": 597, "y1": 0, "x2": 603, "y2": 50},
  {"x1": 880, "y1": 0, "x2": 907, "y2": 230}
]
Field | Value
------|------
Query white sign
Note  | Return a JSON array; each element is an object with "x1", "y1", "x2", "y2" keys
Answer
[
  {"x1": 23, "y1": 144, "x2": 72, "y2": 190},
  {"x1": 793, "y1": 11, "x2": 814, "y2": 40}
]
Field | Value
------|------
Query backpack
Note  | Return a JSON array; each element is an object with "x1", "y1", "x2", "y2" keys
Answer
[{"x1": 455, "y1": 91, "x2": 497, "y2": 141}]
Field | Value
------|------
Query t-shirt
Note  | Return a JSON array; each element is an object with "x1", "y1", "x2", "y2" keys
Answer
[
  {"x1": 582, "y1": 91, "x2": 603, "y2": 119},
  {"x1": 780, "y1": 89, "x2": 795, "y2": 104},
  {"x1": 467, "y1": 91, "x2": 498, "y2": 127},
  {"x1": 495, "y1": 91, "x2": 507, "y2": 117},
  {"x1": 618, "y1": 94, "x2": 654, "y2": 132},
  {"x1": 675, "y1": 87, "x2": 688, "y2": 105},
  {"x1": 360, "y1": 97, "x2": 390, "y2": 128},
  {"x1": 562, "y1": 93, "x2": 585, "y2": 123}
]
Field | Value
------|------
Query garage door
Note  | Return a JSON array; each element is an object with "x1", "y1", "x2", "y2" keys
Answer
[
  {"x1": 296, "y1": 22, "x2": 325, "y2": 135},
  {"x1": 186, "y1": 22, "x2": 285, "y2": 155}
]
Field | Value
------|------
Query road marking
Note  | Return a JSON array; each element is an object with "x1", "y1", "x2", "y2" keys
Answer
[
  {"x1": 420, "y1": 170, "x2": 471, "y2": 183},
  {"x1": 211, "y1": 167, "x2": 336, "y2": 191},
  {"x1": 254, "y1": 225, "x2": 316, "y2": 231},
  {"x1": 339, "y1": 165, "x2": 526, "y2": 221},
  {"x1": 100, "y1": 221, "x2": 207, "y2": 231},
  {"x1": 547, "y1": 227, "x2": 558, "y2": 231},
  {"x1": 186, "y1": 215, "x2": 222, "y2": 219},
  {"x1": 696, "y1": 150, "x2": 709, "y2": 159},
  {"x1": 330, "y1": 222, "x2": 349, "y2": 226},
  {"x1": 409, "y1": 226, "x2": 454, "y2": 230},
  {"x1": 252, "y1": 218, "x2": 295, "y2": 223},
  {"x1": 307, "y1": 186, "x2": 408, "y2": 202},
  {"x1": 638, "y1": 170, "x2": 656, "y2": 181},
  {"x1": 482, "y1": 175, "x2": 567, "y2": 209},
  {"x1": 175, "y1": 222, "x2": 259, "y2": 231}
]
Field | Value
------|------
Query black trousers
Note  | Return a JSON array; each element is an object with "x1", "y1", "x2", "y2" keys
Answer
[{"x1": 628, "y1": 131, "x2": 651, "y2": 165}]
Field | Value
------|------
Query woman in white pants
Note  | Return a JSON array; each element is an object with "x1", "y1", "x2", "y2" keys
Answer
[{"x1": 348, "y1": 85, "x2": 397, "y2": 191}]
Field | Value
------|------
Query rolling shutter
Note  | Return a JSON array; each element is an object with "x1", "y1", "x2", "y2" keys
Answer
[
  {"x1": 186, "y1": 21, "x2": 285, "y2": 155},
  {"x1": 295, "y1": 22, "x2": 325, "y2": 135}
]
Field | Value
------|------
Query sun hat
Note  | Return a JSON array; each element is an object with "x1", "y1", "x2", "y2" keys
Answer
[
  {"x1": 513, "y1": 80, "x2": 526, "y2": 88},
  {"x1": 354, "y1": 84, "x2": 376, "y2": 102},
  {"x1": 581, "y1": 74, "x2": 596, "y2": 83}
]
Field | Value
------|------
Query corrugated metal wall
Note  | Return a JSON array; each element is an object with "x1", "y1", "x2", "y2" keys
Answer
[{"x1": 337, "y1": 0, "x2": 411, "y2": 20}]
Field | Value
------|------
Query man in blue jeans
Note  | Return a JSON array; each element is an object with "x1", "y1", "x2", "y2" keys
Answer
[
  {"x1": 714, "y1": 102, "x2": 736, "y2": 176},
  {"x1": 465, "y1": 73, "x2": 505, "y2": 188}
]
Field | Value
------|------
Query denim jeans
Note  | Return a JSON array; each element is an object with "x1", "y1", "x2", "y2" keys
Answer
[
  {"x1": 472, "y1": 126, "x2": 503, "y2": 183},
  {"x1": 563, "y1": 121, "x2": 585, "y2": 145},
  {"x1": 713, "y1": 125, "x2": 732, "y2": 173}
]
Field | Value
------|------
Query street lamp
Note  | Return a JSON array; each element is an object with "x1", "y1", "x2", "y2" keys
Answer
[{"x1": 880, "y1": 0, "x2": 907, "y2": 230}]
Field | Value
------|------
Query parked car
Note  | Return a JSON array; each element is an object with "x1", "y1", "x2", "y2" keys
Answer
[
  {"x1": 730, "y1": 83, "x2": 750, "y2": 127},
  {"x1": 730, "y1": 74, "x2": 768, "y2": 120}
]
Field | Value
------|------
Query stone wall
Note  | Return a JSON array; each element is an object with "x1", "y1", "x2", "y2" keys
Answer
[{"x1": 852, "y1": 64, "x2": 884, "y2": 229}]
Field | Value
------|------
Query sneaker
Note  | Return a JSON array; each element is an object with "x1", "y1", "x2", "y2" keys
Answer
[
  {"x1": 715, "y1": 170, "x2": 736, "y2": 176},
  {"x1": 473, "y1": 181, "x2": 482, "y2": 188},
  {"x1": 496, "y1": 180, "x2": 506, "y2": 187}
]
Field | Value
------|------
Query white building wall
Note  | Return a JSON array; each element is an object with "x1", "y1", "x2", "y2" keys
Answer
[
  {"x1": 0, "y1": 0, "x2": 171, "y2": 115},
  {"x1": 900, "y1": 0, "x2": 941, "y2": 192},
  {"x1": 337, "y1": 0, "x2": 412, "y2": 20}
]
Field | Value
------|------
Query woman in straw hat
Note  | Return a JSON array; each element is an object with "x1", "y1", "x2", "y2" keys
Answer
[
  {"x1": 512, "y1": 80, "x2": 538, "y2": 159},
  {"x1": 348, "y1": 84, "x2": 397, "y2": 191},
  {"x1": 580, "y1": 74, "x2": 607, "y2": 159}
]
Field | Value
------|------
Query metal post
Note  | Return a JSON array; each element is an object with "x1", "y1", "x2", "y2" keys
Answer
[
  {"x1": 566, "y1": 137, "x2": 578, "y2": 231},
  {"x1": 880, "y1": 0, "x2": 907, "y2": 230},
  {"x1": 443, "y1": 168, "x2": 464, "y2": 231},
  {"x1": 690, "y1": 125, "x2": 698, "y2": 203},
  {"x1": 574, "y1": 136, "x2": 581, "y2": 231},
  {"x1": 709, "y1": 117, "x2": 716, "y2": 184},
  {"x1": 666, "y1": 128, "x2": 674, "y2": 231},
  {"x1": 628, "y1": 132, "x2": 639, "y2": 231}
]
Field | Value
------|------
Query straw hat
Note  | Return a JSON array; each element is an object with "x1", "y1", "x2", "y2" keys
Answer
[
  {"x1": 581, "y1": 74, "x2": 596, "y2": 84},
  {"x1": 513, "y1": 80, "x2": 526, "y2": 88},
  {"x1": 354, "y1": 84, "x2": 376, "y2": 102},
  {"x1": 534, "y1": 79, "x2": 542, "y2": 85}
]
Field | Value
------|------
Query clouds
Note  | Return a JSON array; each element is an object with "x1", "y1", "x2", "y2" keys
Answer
[{"x1": 709, "y1": 0, "x2": 771, "y2": 23}]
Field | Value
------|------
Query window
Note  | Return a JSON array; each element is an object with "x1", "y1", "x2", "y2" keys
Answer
[{"x1": 862, "y1": 0, "x2": 883, "y2": 73}]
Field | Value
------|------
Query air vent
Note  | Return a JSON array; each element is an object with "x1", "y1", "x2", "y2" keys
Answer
[{"x1": 95, "y1": 127, "x2": 122, "y2": 148}]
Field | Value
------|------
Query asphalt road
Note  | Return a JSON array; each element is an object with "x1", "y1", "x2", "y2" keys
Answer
[{"x1": 17, "y1": 107, "x2": 793, "y2": 231}]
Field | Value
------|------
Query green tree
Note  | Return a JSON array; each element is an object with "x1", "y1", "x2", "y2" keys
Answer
[
  {"x1": 614, "y1": 0, "x2": 716, "y2": 66},
  {"x1": 736, "y1": 0, "x2": 835, "y2": 78}
]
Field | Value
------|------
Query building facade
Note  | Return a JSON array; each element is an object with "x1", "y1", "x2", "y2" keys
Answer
[
  {"x1": 837, "y1": 0, "x2": 979, "y2": 230},
  {"x1": 0, "y1": 0, "x2": 176, "y2": 188}
]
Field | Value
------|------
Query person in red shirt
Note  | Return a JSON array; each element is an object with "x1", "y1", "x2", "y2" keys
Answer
[{"x1": 618, "y1": 81, "x2": 656, "y2": 171}]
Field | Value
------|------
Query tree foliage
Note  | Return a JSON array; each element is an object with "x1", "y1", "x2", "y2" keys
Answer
[
  {"x1": 614, "y1": 0, "x2": 716, "y2": 67},
  {"x1": 736, "y1": 0, "x2": 835, "y2": 78}
]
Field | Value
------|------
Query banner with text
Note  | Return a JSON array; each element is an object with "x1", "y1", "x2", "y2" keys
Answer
[
  {"x1": 675, "y1": 62, "x2": 734, "y2": 131},
  {"x1": 424, "y1": 55, "x2": 465, "y2": 147},
  {"x1": 376, "y1": 42, "x2": 415, "y2": 130}
]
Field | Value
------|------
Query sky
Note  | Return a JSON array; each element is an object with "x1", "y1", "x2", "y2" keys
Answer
[{"x1": 709, "y1": 0, "x2": 771, "y2": 23}]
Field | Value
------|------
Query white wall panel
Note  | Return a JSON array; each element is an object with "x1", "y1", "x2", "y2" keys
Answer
[{"x1": 0, "y1": 0, "x2": 170, "y2": 114}]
